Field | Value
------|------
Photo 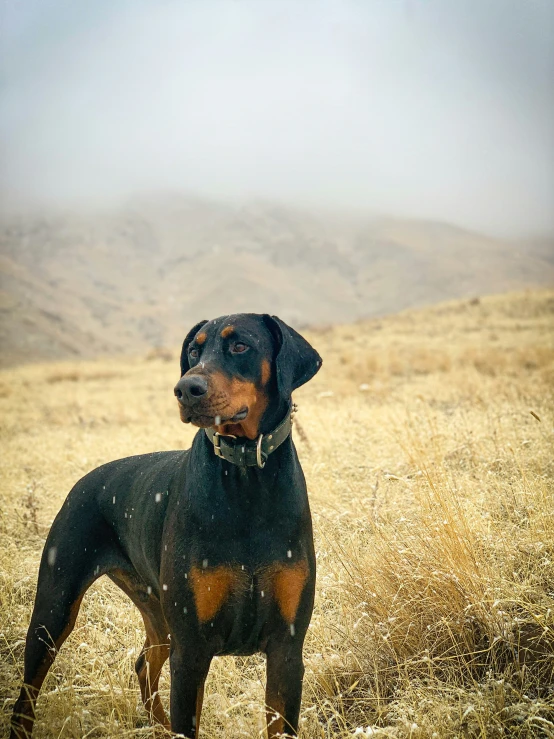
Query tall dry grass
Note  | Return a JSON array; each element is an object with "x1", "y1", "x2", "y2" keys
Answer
[{"x1": 1, "y1": 289, "x2": 553, "y2": 738}]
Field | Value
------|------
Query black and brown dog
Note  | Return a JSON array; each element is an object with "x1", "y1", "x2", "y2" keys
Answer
[{"x1": 11, "y1": 313, "x2": 322, "y2": 738}]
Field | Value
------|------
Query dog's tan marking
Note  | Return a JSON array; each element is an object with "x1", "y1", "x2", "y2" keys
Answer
[
  {"x1": 261, "y1": 358, "x2": 271, "y2": 386},
  {"x1": 207, "y1": 372, "x2": 269, "y2": 439},
  {"x1": 265, "y1": 694, "x2": 285, "y2": 739},
  {"x1": 220, "y1": 325, "x2": 235, "y2": 338},
  {"x1": 273, "y1": 562, "x2": 309, "y2": 624},
  {"x1": 195, "y1": 332, "x2": 207, "y2": 345},
  {"x1": 189, "y1": 566, "x2": 237, "y2": 622}
]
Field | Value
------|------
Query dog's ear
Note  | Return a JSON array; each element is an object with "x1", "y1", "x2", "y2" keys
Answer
[
  {"x1": 263, "y1": 315, "x2": 322, "y2": 400},
  {"x1": 180, "y1": 319, "x2": 208, "y2": 375}
]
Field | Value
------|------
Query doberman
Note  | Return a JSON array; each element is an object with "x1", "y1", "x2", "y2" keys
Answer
[{"x1": 11, "y1": 313, "x2": 322, "y2": 738}]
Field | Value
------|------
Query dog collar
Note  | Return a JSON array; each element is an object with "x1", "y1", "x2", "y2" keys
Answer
[{"x1": 205, "y1": 405, "x2": 295, "y2": 468}]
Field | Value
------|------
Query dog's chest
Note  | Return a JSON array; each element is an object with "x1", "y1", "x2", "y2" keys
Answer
[
  {"x1": 186, "y1": 556, "x2": 308, "y2": 621},
  {"x1": 161, "y1": 467, "x2": 313, "y2": 652},
  {"x1": 179, "y1": 477, "x2": 306, "y2": 564},
  {"x1": 163, "y1": 514, "x2": 312, "y2": 654}
]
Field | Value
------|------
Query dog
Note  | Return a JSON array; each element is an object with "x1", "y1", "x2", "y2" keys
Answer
[{"x1": 11, "y1": 313, "x2": 322, "y2": 738}]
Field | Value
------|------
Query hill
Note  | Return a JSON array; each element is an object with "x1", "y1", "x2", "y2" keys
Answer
[{"x1": 1, "y1": 195, "x2": 553, "y2": 366}]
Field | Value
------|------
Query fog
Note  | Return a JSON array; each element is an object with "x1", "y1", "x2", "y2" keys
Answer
[{"x1": 1, "y1": 0, "x2": 553, "y2": 237}]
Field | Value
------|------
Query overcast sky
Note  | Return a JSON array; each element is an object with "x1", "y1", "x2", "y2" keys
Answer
[{"x1": 1, "y1": 0, "x2": 553, "y2": 237}]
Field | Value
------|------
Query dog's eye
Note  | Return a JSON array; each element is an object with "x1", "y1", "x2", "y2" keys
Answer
[
  {"x1": 189, "y1": 348, "x2": 199, "y2": 359},
  {"x1": 231, "y1": 343, "x2": 248, "y2": 354}
]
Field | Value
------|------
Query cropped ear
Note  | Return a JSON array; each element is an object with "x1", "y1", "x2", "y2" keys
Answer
[
  {"x1": 263, "y1": 315, "x2": 322, "y2": 401},
  {"x1": 179, "y1": 319, "x2": 208, "y2": 376}
]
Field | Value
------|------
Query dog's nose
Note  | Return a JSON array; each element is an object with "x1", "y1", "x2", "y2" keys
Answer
[{"x1": 174, "y1": 375, "x2": 209, "y2": 404}]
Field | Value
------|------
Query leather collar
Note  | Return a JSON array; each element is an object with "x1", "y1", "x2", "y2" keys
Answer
[{"x1": 204, "y1": 407, "x2": 293, "y2": 468}]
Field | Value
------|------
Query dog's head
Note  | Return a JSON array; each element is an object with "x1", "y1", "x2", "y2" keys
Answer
[{"x1": 174, "y1": 314, "x2": 322, "y2": 439}]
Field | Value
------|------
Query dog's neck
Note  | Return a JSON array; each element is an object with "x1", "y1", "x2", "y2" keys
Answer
[{"x1": 203, "y1": 403, "x2": 294, "y2": 469}]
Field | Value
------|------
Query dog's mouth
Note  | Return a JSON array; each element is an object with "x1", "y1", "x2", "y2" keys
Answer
[{"x1": 179, "y1": 405, "x2": 249, "y2": 427}]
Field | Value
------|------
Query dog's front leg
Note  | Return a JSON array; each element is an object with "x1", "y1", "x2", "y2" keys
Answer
[
  {"x1": 265, "y1": 638, "x2": 306, "y2": 738},
  {"x1": 169, "y1": 646, "x2": 212, "y2": 738}
]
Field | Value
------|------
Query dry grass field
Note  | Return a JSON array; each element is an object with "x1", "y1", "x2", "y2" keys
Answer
[{"x1": 1, "y1": 289, "x2": 553, "y2": 738}]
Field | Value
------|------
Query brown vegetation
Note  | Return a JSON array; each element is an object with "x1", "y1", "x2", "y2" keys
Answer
[{"x1": 1, "y1": 289, "x2": 553, "y2": 737}]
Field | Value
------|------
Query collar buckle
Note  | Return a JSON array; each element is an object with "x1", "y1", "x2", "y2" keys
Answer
[
  {"x1": 213, "y1": 432, "x2": 223, "y2": 458},
  {"x1": 256, "y1": 434, "x2": 266, "y2": 469}
]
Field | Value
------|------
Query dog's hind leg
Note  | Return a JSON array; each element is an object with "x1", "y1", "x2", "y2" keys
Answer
[
  {"x1": 135, "y1": 627, "x2": 170, "y2": 729},
  {"x1": 10, "y1": 502, "x2": 126, "y2": 738},
  {"x1": 108, "y1": 570, "x2": 170, "y2": 729},
  {"x1": 10, "y1": 589, "x2": 87, "y2": 739}
]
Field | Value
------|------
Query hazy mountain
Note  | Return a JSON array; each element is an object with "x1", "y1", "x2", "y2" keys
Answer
[{"x1": 1, "y1": 196, "x2": 552, "y2": 366}]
